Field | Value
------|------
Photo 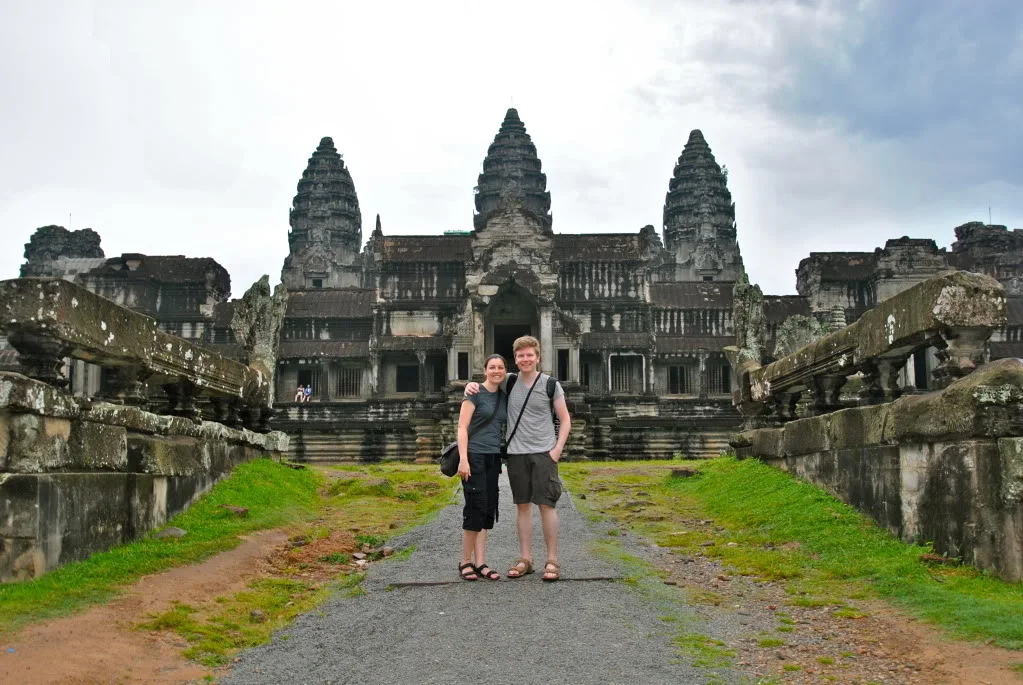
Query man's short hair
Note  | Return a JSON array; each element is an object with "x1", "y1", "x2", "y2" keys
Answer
[{"x1": 512, "y1": 335, "x2": 541, "y2": 356}]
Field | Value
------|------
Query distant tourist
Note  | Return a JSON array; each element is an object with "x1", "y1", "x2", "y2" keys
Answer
[
  {"x1": 466, "y1": 336, "x2": 572, "y2": 581},
  {"x1": 455, "y1": 354, "x2": 508, "y2": 581},
  {"x1": 294, "y1": 384, "x2": 305, "y2": 402},
  {"x1": 303, "y1": 385, "x2": 313, "y2": 402}
]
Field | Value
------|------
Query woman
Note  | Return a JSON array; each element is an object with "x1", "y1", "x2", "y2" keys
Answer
[{"x1": 456, "y1": 354, "x2": 508, "y2": 581}]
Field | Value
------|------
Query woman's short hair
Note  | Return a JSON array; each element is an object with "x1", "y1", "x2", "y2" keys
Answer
[{"x1": 483, "y1": 353, "x2": 507, "y2": 369}]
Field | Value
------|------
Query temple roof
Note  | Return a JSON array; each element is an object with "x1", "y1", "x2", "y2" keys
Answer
[
  {"x1": 377, "y1": 335, "x2": 449, "y2": 352},
  {"x1": 663, "y1": 129, "x2": 734, "y2": 237},
  {"x1": 649, "y1": 282, "x2": 732, "y2": 309},
  {"x1": 474, "y1": 108, "x2": 552, "y2": 231},
  {"x1": 553, "y1": 234, "x2": 646, "y2": 261},
  {"x1": 290, "y1": 136, "x2": 361, "y2": 231},
  {"x1": 89, "y1": 255, "x2": 231, "y2": 297},
  {"x1": 797, "y1": 252, "x2": 876, "y2": 281},
  {"x1": 286, "y1": 289, "x2": 376, "y2": 318},
  {"x1": 380, "y1": 235, "x2": 472, "y2": 262},
  {"x1": 764, "y1": 295, "x2": 811, "y2": 323}
]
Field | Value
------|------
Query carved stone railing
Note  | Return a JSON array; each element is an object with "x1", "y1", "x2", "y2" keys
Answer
[
  {"x1": 0, "y1": 278, "x2": 274, "y2": 430},
  {"x1": 726, "y1": 271, "x2": 1007, "y2": 424}
]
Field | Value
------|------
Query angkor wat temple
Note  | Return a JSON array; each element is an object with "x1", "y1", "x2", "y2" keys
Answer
[{"x1": 5, "y1": 109, "x2": 1023, "y2": 461}]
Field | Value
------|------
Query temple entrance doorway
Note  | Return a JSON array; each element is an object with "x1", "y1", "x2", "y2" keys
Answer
[
  {"x1": 486, "y1": 284, "x2": 538, "y2": 373},
  {"x1": 494, "y1": 324, "x2": 532, "y2": 370}
]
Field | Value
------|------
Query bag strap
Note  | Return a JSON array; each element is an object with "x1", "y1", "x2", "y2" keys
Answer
[{"x1": 504, "y1": 374, "x2": 541, "y2": 450}]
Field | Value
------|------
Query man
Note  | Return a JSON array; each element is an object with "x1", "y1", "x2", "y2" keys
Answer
[{"x1": 466, "y1": 335, "x2": 572, "y2": 581}]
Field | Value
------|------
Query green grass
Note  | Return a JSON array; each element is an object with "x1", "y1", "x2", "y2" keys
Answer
[
  {"x1": 0, "y1": 458, "x2": 323, "y2": 634},
  {"x1": 674, "y1": 632, "x2": 736, "y2": 668},
  {"x1": 561, "y1": 458, "x2": 1023, "y2": 650},
  {"x1": 758, "y1": 638, "x2": 785, "y2": 647}
]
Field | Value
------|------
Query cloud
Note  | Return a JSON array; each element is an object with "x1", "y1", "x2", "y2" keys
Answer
[{"x1": 0, "y1": 0, "x2": 1019, "y2": 300}]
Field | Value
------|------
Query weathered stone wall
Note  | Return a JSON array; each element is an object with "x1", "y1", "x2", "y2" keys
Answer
[
  {"x1": 0, "y1": 372, "x2": 288, "y2": 582},
  {"x1": 733, "y1": 360, "x2": 1023, "y2": 581}
]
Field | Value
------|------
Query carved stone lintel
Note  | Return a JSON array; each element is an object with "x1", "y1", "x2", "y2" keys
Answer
[
  {"x1": 811, "y1": 375, "x2": 847, "y2": 415},
  {"x1": 9, "y1": 331, "x2": 70, "y2": 388},
  {"x1": 932, "y1": 327, "x2": 990, "y2": 389}
]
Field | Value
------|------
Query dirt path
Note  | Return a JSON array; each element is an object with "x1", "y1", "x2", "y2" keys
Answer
[
  {"x1": 0, "y1": 530, "x2": 288, "y2": 685},
  {"x1": 649, "y1": 540, "x2": 1023, "y2": 684}
]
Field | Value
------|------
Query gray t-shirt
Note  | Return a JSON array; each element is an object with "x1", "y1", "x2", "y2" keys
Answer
[
  {"x1": 506, "y1": 372, "x2": 565, "y2": 455},
  {"x1": 464, "y1": 387, "x2": 507, "y2": 454}
]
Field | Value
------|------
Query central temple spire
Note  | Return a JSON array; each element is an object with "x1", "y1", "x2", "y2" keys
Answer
[{"x1": 473, "y1": 108, "x2": 552, "y2": 232}]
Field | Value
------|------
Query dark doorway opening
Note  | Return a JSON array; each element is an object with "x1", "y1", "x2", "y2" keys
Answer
[{"x1": 494, "y1": 324, "x2": 532, "y2": 371}]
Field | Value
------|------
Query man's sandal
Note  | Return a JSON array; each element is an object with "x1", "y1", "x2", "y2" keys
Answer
[
  {"x1": 475, "y1": 564, "x2": 500, "y2": 580},
  {"x1": 459, "y1": 562, "x2": 478, "y2": 581},
  {"x1": 506, "y1": 558, "x2": 534, "y2": 578},
  {"x1": 542, "y1": 561, "x2": 561, "y2": 582}
]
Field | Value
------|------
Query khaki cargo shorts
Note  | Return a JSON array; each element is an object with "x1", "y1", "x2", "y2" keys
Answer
[{"x1": 506, "y1": 452, "x2": 562, "y2": 507}]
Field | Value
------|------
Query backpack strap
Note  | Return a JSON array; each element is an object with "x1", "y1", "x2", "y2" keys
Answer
[{"x1": 546, "y1": 376, "x2": 557, "y2": 413}]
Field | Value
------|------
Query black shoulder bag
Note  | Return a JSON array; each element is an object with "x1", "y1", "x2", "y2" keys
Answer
[
  {"x1": 501, "y1": 374, "x2": 542, "y2": 458},
  {"x1": 439, "y1": 390, "x2": 504, "y2": 477}
]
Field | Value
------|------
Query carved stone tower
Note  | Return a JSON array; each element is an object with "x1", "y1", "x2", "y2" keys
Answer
[
  {"x1": 473, "y1": 108, "x2": 552, "y2": 233},
  {"x1": 281, "y1": 137, "x2": 363, "y2": 290},
  {"x1": 663, "y1": 130, "x2": 744, "y2": 282}
]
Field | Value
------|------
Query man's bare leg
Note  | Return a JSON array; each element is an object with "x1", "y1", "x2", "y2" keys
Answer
[
  {"x1": 507, "y1": 503, "x2": 534, "y2": 577},
  {"x1": 539, "y1": 504, "x2": 559, "y2": 578}
]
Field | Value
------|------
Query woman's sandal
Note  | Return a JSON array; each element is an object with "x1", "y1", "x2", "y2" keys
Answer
[
  {"x1": 475, "y1": 564, "x2": 500, "y2": 581},
  {"x1": 542, "y1": 561, "x2": 561, "y2": 582},
  {"x1": 459, "y1": 562, "x2": 478, "y2": 581},
  {"x1": 506, "y1": 557, "x2": 534, "y2": 579}
]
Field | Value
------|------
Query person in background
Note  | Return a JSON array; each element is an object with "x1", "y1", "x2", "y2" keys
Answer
[
  {"x1": 455, "y1": 354, "x2": 508, "y2": 581},
  {"x1": 303, "y1": 384, "x2": 313, "y2": 402},
  {"x1": 294, "y1": 384, "x2": 305, "y2": 402}
]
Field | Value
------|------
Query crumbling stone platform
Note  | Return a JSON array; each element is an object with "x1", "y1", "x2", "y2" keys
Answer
[{"x1": 0, "y1": 372, "x2": 288, "y2": 582}]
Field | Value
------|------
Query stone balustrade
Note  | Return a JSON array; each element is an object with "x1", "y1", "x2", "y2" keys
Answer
[
  {"x1": 0, "y1": 278, "x2": 274, "y2": 430},
  {"x1": 727, "y1": 271, "x2": 1007, "y2": 422}
]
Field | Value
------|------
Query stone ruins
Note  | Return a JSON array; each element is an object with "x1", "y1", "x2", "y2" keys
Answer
[{"x1": 3, "y1": 109, "x2": 1022, "y2": 465}]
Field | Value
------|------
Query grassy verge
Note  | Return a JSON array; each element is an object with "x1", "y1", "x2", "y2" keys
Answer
[
  {"x1": 561, "y1": 458, "x2": 1023, "y2": 650},
  {"x1": 0, "y1": 458, "x2": 323, "y2": 634},
  {"x1": 140, "y1": 463, "x2": 456, "y2": 666}
]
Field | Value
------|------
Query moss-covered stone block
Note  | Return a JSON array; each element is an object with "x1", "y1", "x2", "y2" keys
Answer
[
  {"x1": 68, "y1": 421, "x2": 127, "y2": 471},
  {"x1": 828, "y1": 403, "x2": 890, "y2": 448},
  {"x1": 782, "y1": 414, "x2": 831, "y2": 456},
  {"x1": 997, "y1": 437, "x2": 1023, "y2": 505},
  {"x1": 4, "y1": 414, "x2": 71, "y2": 472},
  {"x1": 126, "y1": 434, "x2": 202, "y2": 475}
]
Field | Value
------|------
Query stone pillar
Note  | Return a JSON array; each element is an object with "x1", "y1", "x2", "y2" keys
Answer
[
  {"x1": 472, "y1": 308, "x2": 485, "y2": 377},
  {"x1": 601, "y1": 350, "x2": 611, "y2": 395},
  {"x1": 644, "y1": 353, "x2": 655, "y2": 395},
  {"x1": 416, "y1": 350, "x2": 428, "y2": 397},
  {"x1": 698, "y1": 351, "x2": 709, "y2": 399},
  {"x1": 448, "y1": 345, "x2": 459, "y2": 382},
  {"x1": 323, "y1": 363, "x2": 335, "y2": 402},
  {"x1": 540, "y1": 307, "x2": 554, "y2": 375},
  {"x1": 369, "y1": 352, "x2": 380, "y2": 397},
  {"x1": 569, "y1": 347, "x2": 581, "y2": 383}
]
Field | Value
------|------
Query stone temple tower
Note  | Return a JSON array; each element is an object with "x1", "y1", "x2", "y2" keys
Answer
[
  {"x1": 281, "y1": 137, "x2": 363, "y2": 290},
  {"x1": 473, "y1": 108, "x2": 552, "y2": 233},
  {"x1": 663, "y1": 130, "x2": 744, "y2": 282}
]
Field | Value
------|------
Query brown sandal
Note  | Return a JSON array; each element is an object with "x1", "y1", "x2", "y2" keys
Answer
[
  {"x1": 507, "y1": 557, "x2": 533, "y2": 578},
  {"x1": 475, "y1": 564, "x2": 501, "y2": 581},
  {"x1": 459, "y1": 562, "x2": 478, "y2": 581},
  {"x1": 542, "y1": 561, "x2": 561, "y2": 582}
]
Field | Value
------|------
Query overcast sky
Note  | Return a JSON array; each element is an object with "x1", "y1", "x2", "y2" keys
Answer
[{"x1": 1, "y1": 0, "x2": 1020, "y2": 296}]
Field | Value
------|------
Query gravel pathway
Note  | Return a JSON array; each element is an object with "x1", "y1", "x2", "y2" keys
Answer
[{"x1": 223, "y1": 475, "x2": 740, "y2": 685}]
